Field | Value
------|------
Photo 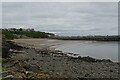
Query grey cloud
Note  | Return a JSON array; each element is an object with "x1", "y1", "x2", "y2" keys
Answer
[{"x1": 2, "y1": 2, "x2": 118, "y2": 36}]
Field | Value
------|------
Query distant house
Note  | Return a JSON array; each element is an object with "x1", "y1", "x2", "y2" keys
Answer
[
  {"x1": 7, "y1": 28, "x2": 16, "y2": 31},
  {"x1": 22, "y1": 28, "x2": 34, "y2": 32},
  {"x1": 26, "y1": 28, "x2": 34, "y2": 32}
]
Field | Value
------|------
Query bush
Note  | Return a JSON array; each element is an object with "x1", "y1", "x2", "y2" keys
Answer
[{"x1": 2, "y1": 29, "x2": 55, "y2": 39}]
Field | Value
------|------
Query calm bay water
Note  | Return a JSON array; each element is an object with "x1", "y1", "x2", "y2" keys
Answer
[{"x1": 53, "y1": 40, "x2": 118, "y2": 62}]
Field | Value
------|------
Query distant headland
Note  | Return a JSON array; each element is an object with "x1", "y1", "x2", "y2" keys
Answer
[{"x1": 1, "y1": 28, "x2": 120, "y2": 41}]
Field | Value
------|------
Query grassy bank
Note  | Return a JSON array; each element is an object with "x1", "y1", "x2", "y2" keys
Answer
[
  {"x1": 2, "y1": 28, "x2": 54, "y2": 40},
  {"x1": 1, "y1": 28, "x2": 120, "y2": 41}
]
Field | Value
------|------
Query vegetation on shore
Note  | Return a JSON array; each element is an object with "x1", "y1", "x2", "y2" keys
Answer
[
  {"x1": 1, "y1": 28, "x2": 120, "y2": 41},
  {"x1": 2, "y1": 28, "x2": 54, "y2": 40}
]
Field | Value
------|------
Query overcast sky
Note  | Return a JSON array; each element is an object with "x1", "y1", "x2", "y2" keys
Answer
[{"x1": 2, "y1": 2, "x2": 118, "y2": 36}]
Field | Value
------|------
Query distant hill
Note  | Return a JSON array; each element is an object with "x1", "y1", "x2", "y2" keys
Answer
[{"x1": 2, "y1": 28, "x2": 55, "y2": 40}]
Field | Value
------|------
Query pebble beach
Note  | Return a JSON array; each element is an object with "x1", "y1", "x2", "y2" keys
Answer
[{"x1": 2, "y1": 39, "x2": 119, "y2": 79}]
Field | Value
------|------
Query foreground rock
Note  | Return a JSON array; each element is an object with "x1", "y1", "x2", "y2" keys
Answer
[{"x1": 2, "y1": 40, "x2": 119, "y2": 79}]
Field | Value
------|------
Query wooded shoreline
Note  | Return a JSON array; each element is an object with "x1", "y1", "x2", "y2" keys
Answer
[{"x1": 1, "y1": 28, "x2": 120, "y2": 41}]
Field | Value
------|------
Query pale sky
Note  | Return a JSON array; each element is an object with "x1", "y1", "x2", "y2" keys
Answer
[{"x1": 2, "y1": 2, "x2": 118, "y2": 36}]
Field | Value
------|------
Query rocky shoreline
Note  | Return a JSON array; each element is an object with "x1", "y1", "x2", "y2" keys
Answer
[{"x1": 2, "y1": 40, "x2": 119, "y2": 79}]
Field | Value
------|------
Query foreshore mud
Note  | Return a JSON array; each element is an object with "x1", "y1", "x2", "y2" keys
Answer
[{"x1": 2, "y1": 39, "x2": 119, "y2": 79}]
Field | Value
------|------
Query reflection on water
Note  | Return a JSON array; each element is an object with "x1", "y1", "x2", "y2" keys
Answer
[{"x1": 53, "y1": 40, "x2": 118, "y2": 62}]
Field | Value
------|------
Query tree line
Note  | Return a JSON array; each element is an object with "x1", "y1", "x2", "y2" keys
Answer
[{"x1": 2, "y1": 28, "x2": 55, "y2": 39}]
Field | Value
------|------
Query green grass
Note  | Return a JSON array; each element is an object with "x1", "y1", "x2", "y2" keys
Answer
[{"x1": 2, "y1": 30, "x2": 54, "y2": 40}]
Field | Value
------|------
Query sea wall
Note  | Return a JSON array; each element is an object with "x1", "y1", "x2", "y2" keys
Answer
[{"x1": 50, "y1": 36, "x2": 120, "y2": 41}]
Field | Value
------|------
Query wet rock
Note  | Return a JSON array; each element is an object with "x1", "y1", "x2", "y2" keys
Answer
[
  {"x1": 2, "y1": 46, "x2": 10, "y2": 58},
  {"x1": 33, "y1": 58, "x2": 35, "y2": 60},
  {"x1": 3, "y1": 75, "x2": 14, "y2": 79},
  {"x1": 101, "y1": 59, "x2": 112, "y2": 63},
  {"x1": 78, "y1": 56, "x2": 112, "y2": 63}
]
